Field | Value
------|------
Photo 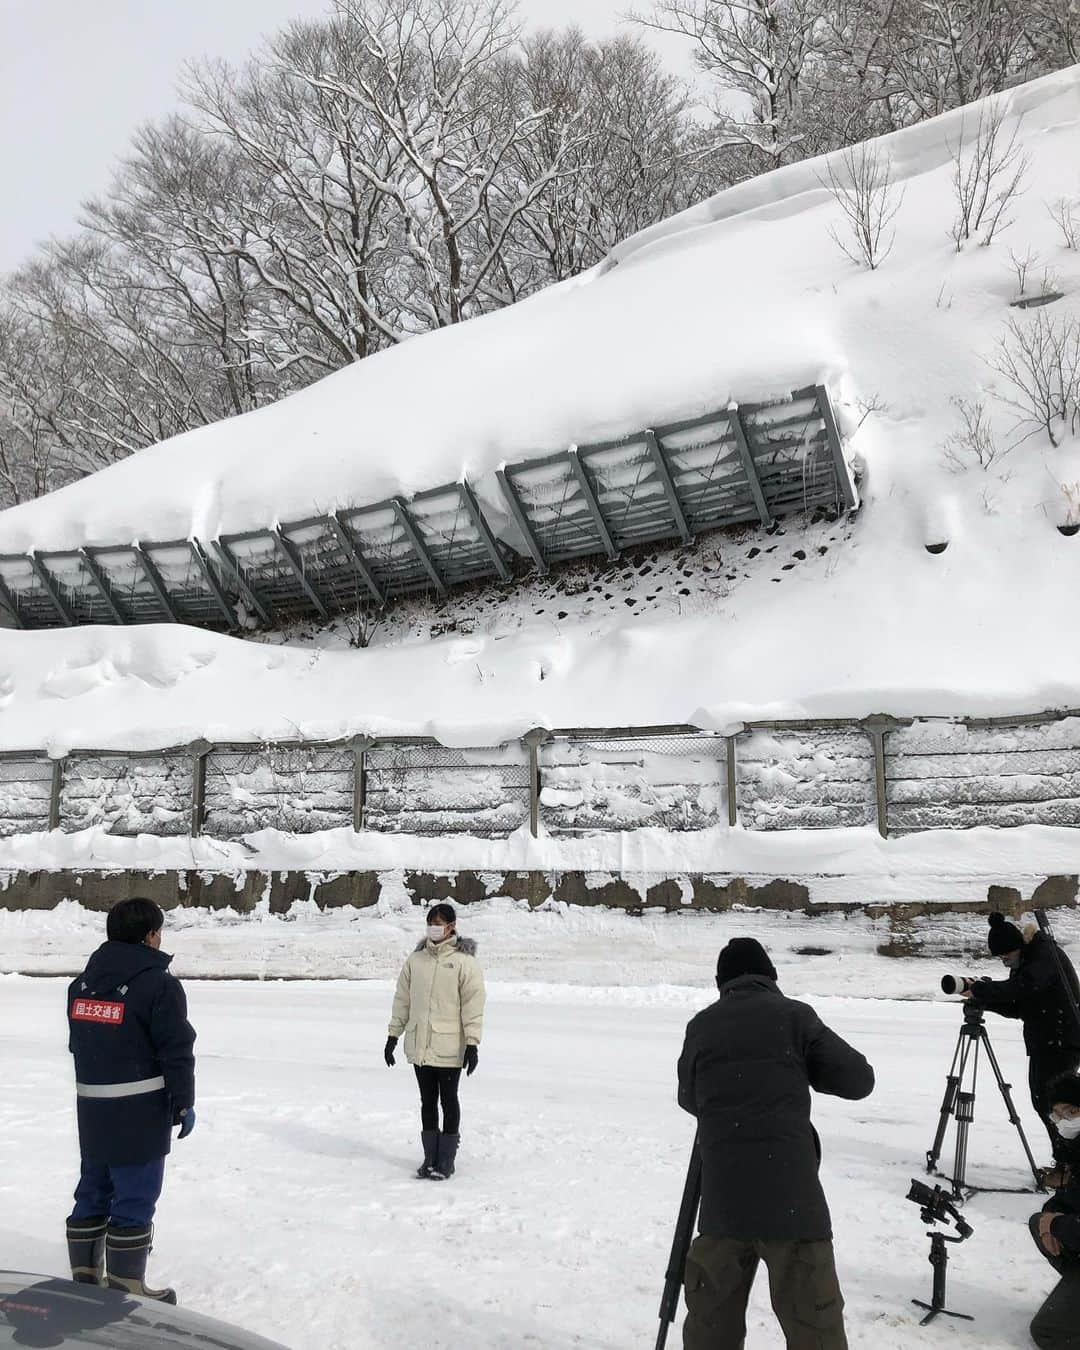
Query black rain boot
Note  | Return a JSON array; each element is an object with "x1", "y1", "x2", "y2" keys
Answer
[
  {"x1": 106, "y1": 1224, "x2": 177, "y2": 1304},
  {"x1": 430, "y1": 1132, "x2": 459, "y2": 1180},
  {"x1": 66, "y1": 1215, "x2": 107, "y2": 1285},
  {"x1": 416, "y1": 1130, "x2": 439, "y2": 1179}
]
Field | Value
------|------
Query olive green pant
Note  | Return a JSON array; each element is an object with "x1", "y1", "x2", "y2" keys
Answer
[{"x1": 683, "y1": 1234, "x2": 848, "y2": 1350}]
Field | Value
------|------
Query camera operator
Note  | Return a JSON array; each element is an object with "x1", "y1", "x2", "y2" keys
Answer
[
  {"x1": 677, "y1": 937, "x2": 875, "y2": 1349},
  {"x1": 1028, "y1": 1073, "x2": 1080, "y2": 1348},
  {"x1": 965, "y1": 913, "x2": 1080, "y2": 1177}
]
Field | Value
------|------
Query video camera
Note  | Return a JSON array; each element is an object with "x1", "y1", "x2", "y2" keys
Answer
[
  {"x1": 907, "y1": 1179, "x2": 975, "y2": 1326},
  {"x1": 906, "y1": 1179, "x2": 973, "y2": 1239}
]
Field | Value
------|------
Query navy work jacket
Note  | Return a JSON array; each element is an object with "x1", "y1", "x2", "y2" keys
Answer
[{"x1": 68, "y1": 941, "x2": 196, "y2": 1166}]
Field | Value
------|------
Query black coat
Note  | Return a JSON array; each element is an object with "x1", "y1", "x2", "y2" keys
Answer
[
  {"x1": 1044, "y1": 1173, "x2": 1080, "y2": 1255},
  {"x1": 68, "y1": 941, "x2": 196, "y2": 1166},
  {"x1": 678, "y1": 974, "x2": 875, "y2": 1243},
  {"x1": 972, "y1": 932, "x2": 1080, "y2": 1058}
]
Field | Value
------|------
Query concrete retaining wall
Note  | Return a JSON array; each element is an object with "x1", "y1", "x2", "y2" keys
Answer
[{"x1": 1, "y1": 868, "x2": 1076, "y2": 917}]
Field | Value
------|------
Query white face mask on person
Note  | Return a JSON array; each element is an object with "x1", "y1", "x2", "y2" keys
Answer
[
  {"x1": 1054, "y1": 1115, "x2": 1080, "y2": 1141},
  {"x1": 427, "y1": 924, "x2": 448, "y2": 941}
]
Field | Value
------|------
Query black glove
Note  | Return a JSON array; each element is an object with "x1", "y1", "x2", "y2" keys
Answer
[
  {"x1": 384, "y1": 1036, "x2": 398, "y2": 1067},
  {"x1": 175, "y1": 1107, "x2": 196, "y2": 1139},
  {"x1": 463, "y1": 1044, "x2": 479, "y2": 1076}
]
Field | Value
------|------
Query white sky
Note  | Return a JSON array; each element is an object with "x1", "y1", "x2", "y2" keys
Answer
[{"x1": 0, "y1": 0, "x2": 694, "y2": 272}]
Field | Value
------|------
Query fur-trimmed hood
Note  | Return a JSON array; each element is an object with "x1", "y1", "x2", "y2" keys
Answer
[{"x1": 413, "y1": 935, "x2": 478, "y2": 956}]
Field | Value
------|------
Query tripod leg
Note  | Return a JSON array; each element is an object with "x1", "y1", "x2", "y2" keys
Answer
[
  {"x1": 952, "y1": 1091, "x2": 974, "y2": 1198},
  {"x1": 980, "y1": 1031, "x2": 1045, "y2": 1190},
  {"x1": 927, "y1": 1035, "x2": 967, "y2": 1173}
]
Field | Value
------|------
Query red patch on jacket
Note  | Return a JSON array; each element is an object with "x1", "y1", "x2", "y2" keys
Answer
[{"x1": 71, "y1": 998, "x2": 125, "y2": 1025}]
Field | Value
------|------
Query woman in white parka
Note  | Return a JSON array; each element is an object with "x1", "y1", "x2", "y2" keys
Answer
[{"x1": 384, "y1": 903, "x2": 486, "y2": 1180}]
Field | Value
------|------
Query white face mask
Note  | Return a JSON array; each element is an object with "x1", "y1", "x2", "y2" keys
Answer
[
  {"x1": 427, "y1": 924, "x2": 447, "y2": 941},
  {"x1": 1054, "y1": 1114, "x2": 1080, "y2": 1141}
]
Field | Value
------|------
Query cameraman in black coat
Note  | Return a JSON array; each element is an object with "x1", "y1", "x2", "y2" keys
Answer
[
  {"x1": 677, "y1": 938, "x2": 875, "y2": 1350},
  {"x1": 967, "y1": 913, "x2": 1080, "y2": 1173},
  {"x1": 66, "y1": 898, "x2": 196, "y2": 1304}
]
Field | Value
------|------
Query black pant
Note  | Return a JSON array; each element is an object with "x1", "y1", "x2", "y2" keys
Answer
[
  {"x1": 683, "y1": 1234, "x2": 847, "y2": 1350},
  {"x1": 415, "y1": 1066, "x2": 461, "y2": 1134},
  {"x1": 1031, "y1": 1052, "x2": 1080, "y2": 1161}
]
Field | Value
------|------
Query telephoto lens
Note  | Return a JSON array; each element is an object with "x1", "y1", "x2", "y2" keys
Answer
[{"x1": 941, "y1": 975, "x2": 972, "y2": 996}]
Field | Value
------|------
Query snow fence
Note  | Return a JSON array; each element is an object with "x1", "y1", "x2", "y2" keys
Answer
[
  {"x1": 0, "y1": 388, "x2": 854, "y2": 633},
  {"x1": 2, "y1": 711, "x2": 1079, "y2": 843}
]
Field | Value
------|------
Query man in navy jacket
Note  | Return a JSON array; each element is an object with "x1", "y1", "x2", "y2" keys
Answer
[{"x1": 66, "y1": 898, "x2": 196, "y2": 1303}]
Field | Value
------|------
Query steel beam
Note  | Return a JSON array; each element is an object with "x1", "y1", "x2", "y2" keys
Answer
[
  {"x1": 568, "y1": 450, "x2": 618, "y2": 560},
  {"x1": 458, "y1": 480, "x2": 512, "y2": 582},
  {"x1": 391, "y1": 497, "x2": 447, "y2": 596},
  {"x1": 815, "y1": 384, "x2": 858, "y2": 511},
  {"x1": 522, "y1": 728, "x2": 548, "y2": 838},
  {"x1": 496, "y1": 468, "x2": 548, "y2": 574},
  {"x1": 211, "y1": 540, "x2": 273, "y2": 626},
  {"x1": 0, "y1": 569, "x2": 25, "y2": 629},
  {"x1": 49, "y1": 757, "x2": 64, "y2": 830},
  {"x1": 645, "y1": 432, "x2": 692, "y2": 544},
  {"x1": 190, "y1": 741, "x2": 210, "y2": 837},
  {"x1": 134, "y1": 544, "x2": 181, "y2": 624},
  {"x1": 188, "y1": 540, "x2": 238, "y2": 629},
  {"x1": 728, "y1": 409, "x2": 774, "y2": 529},
  {"x1": 863, "y1": 715, "x2": 893, "y2": 839},
  {"x1": 726, "y1": 735, "x2": 739, "y2": 827},
  {"x1": 29, "y1": 553, "x2": 76, "y2": 626},
  {"x1": 79, "y1": 549, "x2": 125, "y2": 625},
  {"x1": 272, "y1": 528, "x2": 329, "y2": 620},
  {"x1": 327, "y1": 513, "x2": 386, "y2": 608}
]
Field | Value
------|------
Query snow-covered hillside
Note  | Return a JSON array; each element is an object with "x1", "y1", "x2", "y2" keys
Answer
[{"x1": 2, "y1": 69, "x2": 1080, "y2": 752}]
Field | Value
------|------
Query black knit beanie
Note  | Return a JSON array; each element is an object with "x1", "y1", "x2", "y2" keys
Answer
[
  {"x1": 1048, "y1": 1073, "x2": 1080, "y2": 1110},
  {"x1": 716, "y1": 938, "x2": 778, "y2": 986},
  {"x1": 987, "y1": 912, "x2": 1024, "y2": 956}
]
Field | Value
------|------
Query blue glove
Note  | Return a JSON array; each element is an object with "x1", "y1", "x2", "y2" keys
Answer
[
  {"x1": 176, "y1": 1108, "x2": 196, "y2": 1139},
  {"x1": 463, "y1": 1045, "x2": 478, "y2": 1076}
]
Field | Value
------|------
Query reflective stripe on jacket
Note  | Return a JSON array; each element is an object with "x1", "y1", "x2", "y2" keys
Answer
[{"x1": 388, "y1": 935, "x2": 485, "y2": 1068}]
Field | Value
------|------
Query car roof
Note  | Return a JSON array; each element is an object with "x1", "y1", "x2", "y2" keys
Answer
[{"x1": 0, "y1": 1272, "x2": 291, "y2": 1349}]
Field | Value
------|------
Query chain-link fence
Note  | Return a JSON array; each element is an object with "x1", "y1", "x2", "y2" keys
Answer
[{"x1": 1, "y1": 710, "x2": 1080, "y2": 842}]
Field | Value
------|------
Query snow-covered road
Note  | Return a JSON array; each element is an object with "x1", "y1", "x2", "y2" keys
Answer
[{"x1": 0, "y1": 972, "x2": 1063, "y2": 1349}]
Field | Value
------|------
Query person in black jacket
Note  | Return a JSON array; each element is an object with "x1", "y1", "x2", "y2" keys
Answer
[
  {"x1": 65, "y1": 898, "x2": 196, "y2": 1304},
  {"x1": 677, "y1": 937, "x2": 874, "y2": 1350},
  {"x1": 967, "y1": 913, "x2": 1080, "y2": 1172},
  {"x1": 1028, "y1": 1073, "x2": 1080, "y2": 1348}
]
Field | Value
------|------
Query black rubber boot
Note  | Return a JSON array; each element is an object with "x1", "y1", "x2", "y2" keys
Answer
[
  {"x1": 431, "y1": 1132, "x2": 459, "y2": 1180},
  {"x1": 106, "y1": 1224, "x2": 177, "y2": 1304},
  {"x1": 416, "y1": 1130, "x2": 439, "y2": 1179},
  {"x1": 66, "y1": 1215, "x2": 107, "y2": 1285}
]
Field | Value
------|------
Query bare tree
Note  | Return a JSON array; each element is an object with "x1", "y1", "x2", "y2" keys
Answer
[
  {"x1": 821, "y1": 142, "x2": 903, "y2": 268},
  {"x1": 634, "y1": 0, "x2": 834, "y2": 169},
  {"x1": 274, "y1": 0, "x2": 589, "y2": 331},
  {"x1": 992, "y1": 311, "x2": 1080, "y2": 447},
  {"x1": 949, "y1": 103, "x2": 1028, "y2": 249},
  {"x1": 942, "y1": 395, "x2": 1001, "y2": 470},
  {"x1": 1048, "y1": 197, "x2": 1080, "y2": 250},
  {"x1": 511, "y1": 29, "x2": 717, "y2": 284}
]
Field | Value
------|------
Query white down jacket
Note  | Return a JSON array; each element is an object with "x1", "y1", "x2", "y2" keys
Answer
[{"x1": 388, "y1": 935, "x2": 486, "y2": 1068}]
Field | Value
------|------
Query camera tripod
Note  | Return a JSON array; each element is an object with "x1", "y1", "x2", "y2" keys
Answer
[{"x1": 926, "y1": 1003, "x2": 1044, "y2": 1198}]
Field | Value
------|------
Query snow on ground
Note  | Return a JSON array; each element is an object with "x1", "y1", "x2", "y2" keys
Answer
[
  {"x1": 0, "y1": 821, "x2": 1079, "y2": 908},
  {"x1": 1, "y1": 896, "x2": 1079, "y2": 988},
  {"x1": 1, "y1": 906, "x2": 1075, "y2": 1348}
]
